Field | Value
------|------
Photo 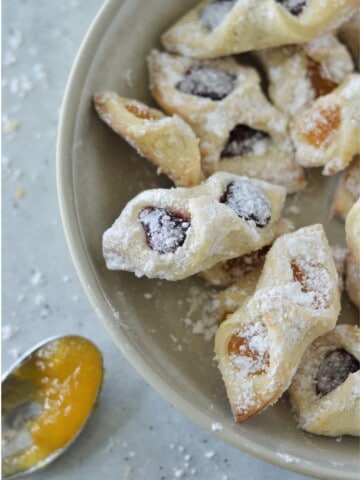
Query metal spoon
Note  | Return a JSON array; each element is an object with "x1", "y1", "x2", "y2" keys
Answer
[{"x1": 2, "y1": 335, "x2": 104, "y2": 479}]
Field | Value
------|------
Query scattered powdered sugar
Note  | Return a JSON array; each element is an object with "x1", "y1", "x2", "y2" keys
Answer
[
  {"x1": 2, "y1": 324, "x2": 19, "y2": 341},
  {"x1": 7, "y1": 30, "x2": 23, "y2": 50},
  {"x1": 123, "y1": 68, "x2": 133, "y2": 87},
  {"x1": 285, "y1": 204, "x2": 301, "y2": 216},
  {"x1": 30, "y1": 270, "x2": 45, "y2": 286},
  {"x1": 182, "y1": 285, "x2": 218, "y2": 341},
  {"x1": 211, "y1": 422, "x2": 223, "y2": 431},
  {"x1": 276, "y1": 451, "x2": 301, "y2": 463},
  {"x1": 199, "y1": 0, "x2": 237, "y2": 30},
  {"x1": 204, "y1": 450, "x2": 216, "y2": 459}
]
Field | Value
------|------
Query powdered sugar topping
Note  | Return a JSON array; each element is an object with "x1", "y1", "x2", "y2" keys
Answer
[
  {"x1": 199, "y1": 0, "x2": 237, "y2": 30},
  {"x1": 177, "y1": 65, "x2": 236, "y2": 101},
  {"x1": 228, "y1": 322, "x2": 269, "y2": 374},
  {"x1": 139, "y1": 207, "x2": 190, "y2": 254},
  {"x1": 220, "y1": 179, "x2": 271, "y2": 228}
]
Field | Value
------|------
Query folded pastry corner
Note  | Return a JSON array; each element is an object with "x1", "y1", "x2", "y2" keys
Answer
[
  {"x1": 289, "y1": 324, "x2": 360, "y2": 436},
  {"x1": 93, "y1": 91, "x2": 204, "y2": 187},
  {"x1": 214, "y1": 224, "x2": 340, "y2": 422},
  {"x1": 102, "y1": 172, "x2": 286, "y2": 280},
  {"x1": 148, "y1": 50, "x2": 305, "y2": 193},
  {"x1": 254, "y1": 34, "x2": 354, "y2": 116},
  {"x1": 291, "y1": 74, "x2": 360, "y2": 175},
  {"x1": 161, "y1": 0, "x2": 357, "y2": 59}
]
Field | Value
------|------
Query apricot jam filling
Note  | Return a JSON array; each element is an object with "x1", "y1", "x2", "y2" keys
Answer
[
  {"x1": 291, "y1": 260, "x2": 331, "y2": 309},
  {"x1": 307, "y1": 58, "x2": 338, "y2": 98},
  {"x1": 300, "y1": 104, "x2": 340, "y2": 148},
  {"x1": 125, "y1": 103, "x2": 158, "y2": 120},
  {"x1": 228, "y1": 327, "x2": 269, "y2": 374}
]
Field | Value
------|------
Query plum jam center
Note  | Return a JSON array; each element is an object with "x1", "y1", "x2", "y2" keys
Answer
[
  {"x1": 177, "y1": 65, "x2": 236, "y2": 101},
  {"x1": 139, "y1": 207, "x2": 190, "y2": 254},
  {"x1": 316, "y1": 349, "x2": 359, "y2": 397},
  {"x1": 275, "y1": 0, "x2": 306, "y2": 16},
  {"x1": 220, "y1": 179, "x2": 271, "y2": 228},
  {"x1": 199, "y1": 0, "x2": 238, "y2": 30},
  {"x1": 221, "y1": 124, "x2": 269, "y2": 158}
]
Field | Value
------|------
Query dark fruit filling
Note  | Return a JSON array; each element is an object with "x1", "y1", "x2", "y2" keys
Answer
[
  {"x1": 177, "y1": 65, "x2": 236, "y2": 101},
  {"x1": 316, "y1": 349, "x2": 359, "y2": 397},
  {"x1": 200, "y1": 0, "x2": 238, "y2": 31},
  {"x1": 139, "y1": 207, "x2": 190, "y2": 254},
  {"x1": 275, "y1": 0, "x2": 307, "y2": 16},
  {"x1": 220, "y1": 124, "x2": 269, "y2": 158},
  {"x1": 220, "y1": 179, "x2": 271, "y2": 228}
]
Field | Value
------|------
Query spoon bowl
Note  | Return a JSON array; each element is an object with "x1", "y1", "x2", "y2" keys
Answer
[{"x1": 2, "y1": 335, "x2": 104, "y2": 479}]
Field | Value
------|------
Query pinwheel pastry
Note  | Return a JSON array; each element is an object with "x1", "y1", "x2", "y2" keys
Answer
[
  {"x1": 148, "y1": 50, "x2": 305, "y2": 192},
  {"x1": 331, "y1": 155, "x2": 360, "y2": 220},
  {"x1": 289, "y1": 324, "x2": 360, "y2": 436},
  {"x1": 103, "y1": 172, "x2": 286, "y2": 280},
  {"x1": 93, "y1": 92, "x2": 203, "y2": 187},
  {"x1": 200, "y1": 218, "x2": 294, "y2": 287},
  {"x1": 254, "y1": 34, "x2": 354, "y2": 116},
  {"x1": 339, "y1": 11, "x2": 360, "y2": 69},
  {"x1": 161, "y1": 0, "x2": 357, "y2": 59},
  {"x1": 214, "y1": 224, "x2": 340, "y2": 422},
  {"x1": 345, "y1": 199, "x2": 360, "y2": 308},
  {"x1": 291, "y1": 74, "x2": 360, "y2": 175}
]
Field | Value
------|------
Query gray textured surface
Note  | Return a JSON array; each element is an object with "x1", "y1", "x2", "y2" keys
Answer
[{"x1": 2, "y1": 1, "x2": 311, "y2": 479}]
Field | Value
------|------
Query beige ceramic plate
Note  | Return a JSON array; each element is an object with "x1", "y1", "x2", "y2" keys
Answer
[{"x1": 57, "y1": 1, "x2": 359, "y2": 478}]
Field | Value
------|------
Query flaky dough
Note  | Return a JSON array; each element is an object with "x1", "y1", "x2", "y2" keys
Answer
[
  {"x1": 93, "y1": 92, "x2": 203, "y2": 187},
  {"x1": 103, "y1": 172, "x2": 286, "y2": 281},
  {"x1": 215, "y1": 225, "x2": 340, "y2": 422}
]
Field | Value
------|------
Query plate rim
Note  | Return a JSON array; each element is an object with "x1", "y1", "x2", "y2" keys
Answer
[{"x1": 56, "y1": 1, "x2": 358, "y2": 478}]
